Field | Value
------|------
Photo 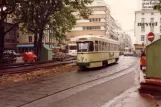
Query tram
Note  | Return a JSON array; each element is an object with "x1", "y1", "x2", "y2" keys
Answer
[{"x1": 76, "y1": 35, "x2": 120, "y2": 69}]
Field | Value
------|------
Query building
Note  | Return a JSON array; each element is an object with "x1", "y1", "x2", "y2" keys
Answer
[
  {"x1": 66, "y1": 0, "x2": 111, "y2": 40},
  {"x1": 16, "y1": 30, "x2": 59, "y2": 53},
  {"x1": 4, "y1": 23, "x2": 18, "y2": 51},
  {"x1": 134, "y1": 0, "x2": 161, "y2": 54},
  {"x1": 109, "y1": 16, "x2": 121, "y2": 40}
]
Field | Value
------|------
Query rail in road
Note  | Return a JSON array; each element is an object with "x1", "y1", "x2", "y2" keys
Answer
[
  {"x1": 0, "y1": 58, "x2": 76, "y2": 75},
  {"x1": 18, "y1": 58, "x2": 139, "y2": 107}
]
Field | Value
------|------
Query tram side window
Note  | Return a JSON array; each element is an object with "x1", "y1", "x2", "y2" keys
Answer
[
  {"x1": 111, "y1": 44, "x2": 113, "y2": 51},
  {"x1": 104, "y1": 42, "x2": 107, "y2": 51},
  {"x1": 102, "y1": 42, "x2": 104, "y2": 51},
  {"x1": 95, "y1": 41, "x2": 98, "y2": 51},
  {"x1": 107, "y1": 43, "x2": 109, "y2": 51},
  {"x1": 113, "y1": 44, "x2": 115, "y2": 51},
  {"x1": 116, "y1": 44, "x2": 117, "y2": 51},
  {"x1": 99, "y1": 41, "x2": 101, "y2": 51},
  {"x1": 110, "y1": 43, "x2": 112, "y2": 51},
  {"x1": 118, "y1": 45, "x2": 119, "y2": 51},
  {"x1": 89, "y1": 41, "x2": 94, "y2": 52},
  {"x1": 113, "y1": 44, "x2": 116, "y2": 51}
]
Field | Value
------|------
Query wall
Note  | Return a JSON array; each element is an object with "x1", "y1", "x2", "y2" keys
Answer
[{"x1": 135, "y1": 10, "x2": 161, "y2": 46}]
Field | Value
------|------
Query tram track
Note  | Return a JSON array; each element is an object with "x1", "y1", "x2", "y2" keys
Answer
[
  {"x1": 0, "y1": 59, "x2": 76, "y2": 75},
  {"x1": 18, "y1": 58, "x2": 139, "y2": 107}
]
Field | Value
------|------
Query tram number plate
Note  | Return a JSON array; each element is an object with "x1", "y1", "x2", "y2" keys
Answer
[{"x1": 142, "y1": 67, "x2": 146, "y2": 70}]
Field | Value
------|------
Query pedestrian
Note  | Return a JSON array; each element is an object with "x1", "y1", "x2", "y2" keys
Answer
[
  {"x1": 141, "y1": 51, "x2": 146, "y2": 57},
  {"x1": 140, "y1": 51, "x2": 146, "y2": 71}
]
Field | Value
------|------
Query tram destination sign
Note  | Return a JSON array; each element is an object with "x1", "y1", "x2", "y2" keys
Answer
[{"x1": 142, "y1": 0, "x2": 159, "y2": 9}]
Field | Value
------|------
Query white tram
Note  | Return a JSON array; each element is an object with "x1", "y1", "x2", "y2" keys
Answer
[{"x1": 76, "y1": 35, "x2": 120, "y2": 69}]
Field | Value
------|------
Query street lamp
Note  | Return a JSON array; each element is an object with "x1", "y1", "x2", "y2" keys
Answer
[{"x1": 0, "y1": 0, "x2": 7, "y2": 20}]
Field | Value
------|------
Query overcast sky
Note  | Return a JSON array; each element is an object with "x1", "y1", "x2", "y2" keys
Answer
[{"x1": 104, "y1": 0, "x2": 141, "y2": 43}]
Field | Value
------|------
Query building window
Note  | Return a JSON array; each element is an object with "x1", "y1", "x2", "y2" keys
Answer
[
  {"x1": 150, "y1": 18, "x2": 154, "y2": 32},
  {"x1": 151, "y1": 13, "x2": 154, "y2": 15},
  {"x1": 142, "y1": 13, "x2": 144, "y2": 15},
  {"x1": 141, "y1": 18, "x2": 145, "y2": 32},
  {"x1": 141, "y1": 35, "x2": 144, "y2": 41},
  {"x1": 89, "y1": 18, "x2": 101, "y2": 22},
  {"x1": 83, "y1": 26, "x2": 101, "y2": 30},
  {"x1": 17, "y1": 33, "x2": 19, "y2": 38},
  {"x1": 150, "y1": 26, "x2": 154, "y2": 32},
  {"x1": 141, "y1": 26, "x2": 145, "y2": 32},
  {"x1": 151, "y1": 18, "x2": 154, "y2": 22},
  {"x1": 28, "y1": 36, "x2": 32, "y2": 42}
]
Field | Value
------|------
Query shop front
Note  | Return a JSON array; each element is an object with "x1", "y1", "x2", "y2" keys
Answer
[{"x1": 16, "y1": 44, "x2": 34, "y2": 53}]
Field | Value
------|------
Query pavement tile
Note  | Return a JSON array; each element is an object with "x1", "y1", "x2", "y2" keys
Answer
[
  {"x1": 0, "y1": 91, "x2": 20, "y2": 99},
  {"x1": 0, "y1": 103, "x2": 17, "y2": 107},
  {"x1": 0, "y1": 86, "x2": 7, "y2": 90},
  {"x1": 0, "y1": 97, "x2": 27, "y2": 106}
]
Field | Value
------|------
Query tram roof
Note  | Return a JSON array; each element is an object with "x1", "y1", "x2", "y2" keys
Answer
[{"x1": 75, "y1": 35, "x2": 119, "y2": 44}]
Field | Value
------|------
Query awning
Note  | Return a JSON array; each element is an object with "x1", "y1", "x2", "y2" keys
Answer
[{"x1": 16, "y1": 44, "x2": 34, "y2": 48}]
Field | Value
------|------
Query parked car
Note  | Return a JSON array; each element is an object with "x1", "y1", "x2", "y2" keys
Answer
[
  {"x1": 22, "y1": 52, "x2": 37, "y2": 63},
  {"x1": 3, "y1": 50, "x2": 21, "y2": 57}
]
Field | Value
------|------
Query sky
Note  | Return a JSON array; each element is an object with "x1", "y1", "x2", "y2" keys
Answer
[{"x1": 104, "y1": 0, "x2": 141, "y2": 44}]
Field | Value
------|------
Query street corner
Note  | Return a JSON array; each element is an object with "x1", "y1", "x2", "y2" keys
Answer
[{"x1": 102, "y1": 86, "x2": 159, "y2": 107}]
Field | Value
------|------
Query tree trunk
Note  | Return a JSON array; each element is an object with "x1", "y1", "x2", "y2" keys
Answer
[
  {"x1": 0, "y1": 23, "x2": 5, "y2": 60},
  {"x1": 34, "y1": 32, "x2": 38, "y2": 56},
  {"x1": 37, "y1": 30, "x2": 43, "y2": 61}
]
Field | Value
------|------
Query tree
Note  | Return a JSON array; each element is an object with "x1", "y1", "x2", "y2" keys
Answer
[
  {"x1": 154, "y1": 1, "x2": 161, "y2": 11},
  {"x1": 118, "y1": 33, "x2": 133, "y2": 51},
  {"x1": 14, "y1": 0, "x2": 91, "y2": 60},
  {"x1": 0, "y1": 0, "x2": 19, "y2": 60}
]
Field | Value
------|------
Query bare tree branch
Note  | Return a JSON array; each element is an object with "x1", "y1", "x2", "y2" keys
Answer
[{"x1": 4, "y1": 23, "x2": 18, "y2": 35}]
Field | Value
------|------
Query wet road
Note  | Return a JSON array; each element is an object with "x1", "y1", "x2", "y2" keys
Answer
[{"x1": 0, "y1": 56, "x2": 139, "y2": 107}]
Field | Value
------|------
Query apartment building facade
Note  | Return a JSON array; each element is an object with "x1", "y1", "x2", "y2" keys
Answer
[
  {"x1": 134, "y1": 0, "x2": 160, "y2": 53},
  {"x1": 109, "y1": 16, "x2": 121, "y2": 40},
  {"x1": 66, "y1": 0, "x2": 111, "y2": 40}
]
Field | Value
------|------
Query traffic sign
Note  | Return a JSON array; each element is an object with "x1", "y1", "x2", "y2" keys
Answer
[{"x1": 148, "y1": 32, "x2": 155, "y2": 42}]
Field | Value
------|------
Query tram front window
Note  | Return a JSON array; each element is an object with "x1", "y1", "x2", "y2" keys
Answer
[{"x1": 77, "y1": 41, "x2": 94, "y2": 52}]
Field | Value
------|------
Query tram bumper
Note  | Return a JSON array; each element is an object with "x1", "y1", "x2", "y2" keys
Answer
[{"x1": 76, "y1": 62, "x2": 90, "y2": 66}]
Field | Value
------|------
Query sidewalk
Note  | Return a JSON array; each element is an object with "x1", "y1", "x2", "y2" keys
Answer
[{"x1": 103, "y1": 71, "x2": 161, "y2": 107}]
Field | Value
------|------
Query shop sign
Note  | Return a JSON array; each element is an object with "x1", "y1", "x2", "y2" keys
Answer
[
  {"x1": 138, "y1": 22, "x2": 158, "y2": 26},
  {"x1": 142, "y1": 0, "x2": 159, "y2": 9}
]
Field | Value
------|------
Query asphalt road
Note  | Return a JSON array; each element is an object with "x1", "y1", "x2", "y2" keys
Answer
[{"x1": 0, "y1": 56, "x2": 139, "y2": 107}]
